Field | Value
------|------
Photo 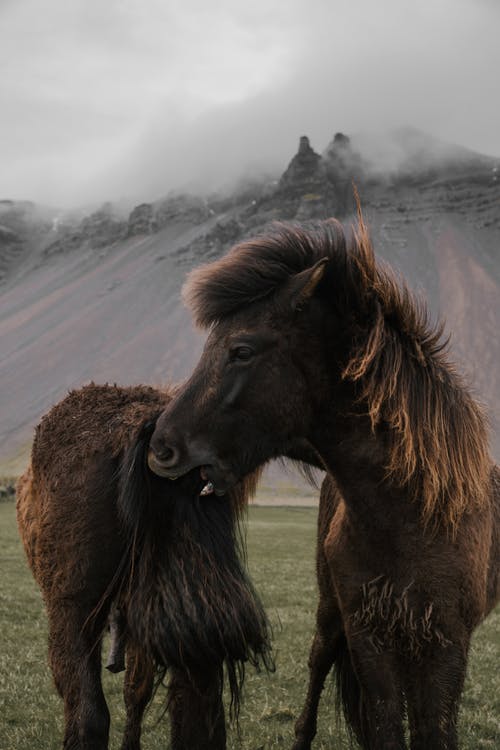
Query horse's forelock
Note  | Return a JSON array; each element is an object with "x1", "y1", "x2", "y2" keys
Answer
[{"x1": 182, "y1": 220, "x2": 348, "y2": 328}]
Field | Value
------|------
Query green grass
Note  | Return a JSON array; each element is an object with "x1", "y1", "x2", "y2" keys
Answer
[{"x1": 1, "y1": 502, "x2": 498, "y2": 748}]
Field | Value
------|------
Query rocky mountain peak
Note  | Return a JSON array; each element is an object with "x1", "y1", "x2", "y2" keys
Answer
[
  {"x1": 279, "y1": 136, "x2": 323, "y2": 191},
  {"x1": 298, "y1": 135, "x2": 315, "y2": 155},
  {"x1": 331, "y1": 131, "x2": 351, "y2": 148},
  {"x1": 275, "y1": 133, "x2": 366, "y2": 219},
  {"x1": 324, "y1": 132, "x2": 365, "y2": 178}
]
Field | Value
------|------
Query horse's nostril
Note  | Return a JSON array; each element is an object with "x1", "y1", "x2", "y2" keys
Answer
[
  {"x1": 159, "y1": 446, "x2": 172, "y2": 461},
  {"x1": 161, "y1": 446, "x2": 179, "y2": 466},
  {"x1": 153, "y1": 443, "x2": 180, "y2": 467}
]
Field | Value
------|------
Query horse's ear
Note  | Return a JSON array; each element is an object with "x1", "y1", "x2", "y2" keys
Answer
[{"x1": 288, "y1": 258, "x2": 329, "y2": 311}]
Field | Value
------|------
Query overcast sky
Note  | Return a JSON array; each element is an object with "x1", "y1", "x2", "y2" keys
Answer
[{"x1": 1, "y1": 0, "x2": 499, "y2": 207}]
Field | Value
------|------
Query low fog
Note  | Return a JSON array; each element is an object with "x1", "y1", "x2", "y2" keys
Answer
[{"x1": 1, "y1": 0, "x2": 499, "y2": 207}]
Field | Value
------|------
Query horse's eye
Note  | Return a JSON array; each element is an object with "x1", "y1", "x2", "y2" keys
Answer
[{"x1": 230, "y1": 345, "x2": 254, "y2": 362}]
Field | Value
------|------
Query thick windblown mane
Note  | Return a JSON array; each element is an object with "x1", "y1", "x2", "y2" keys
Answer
[{"x1": 183, "y1": 217, "x2": 491, "y2": 530}]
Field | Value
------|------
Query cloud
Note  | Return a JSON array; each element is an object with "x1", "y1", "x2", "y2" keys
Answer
[{"x1": 1, "y1": 0, "x2": 499, "y2": 206}]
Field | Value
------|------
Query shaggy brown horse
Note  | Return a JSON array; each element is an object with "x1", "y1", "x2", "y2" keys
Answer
[
  {"x1": 145, "y1": 217, "x2": 500, "y2": 749},
  {"x1": 16, "y1": 383, "x2": 272, "y2": 750}
]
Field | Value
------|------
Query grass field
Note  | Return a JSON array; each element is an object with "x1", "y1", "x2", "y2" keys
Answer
[{"x1": 1, "y1": 500, "x2": 498, "y2": 749}]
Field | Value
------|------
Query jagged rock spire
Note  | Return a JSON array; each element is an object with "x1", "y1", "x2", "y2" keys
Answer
[
  {"x1": 324, "y1": 132, "x2": 364, "y2": 179},
  {"x1": 279, "y1": 136, "x2": 323, "y2": 191}
]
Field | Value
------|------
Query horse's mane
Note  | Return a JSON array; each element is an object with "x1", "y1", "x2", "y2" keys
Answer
[
  {"x1": 84, "y1": 415, "x2": 270, "y2": 721},
  {"x1": 183, "y1": 216, "x2": 491, "y2": 531}
]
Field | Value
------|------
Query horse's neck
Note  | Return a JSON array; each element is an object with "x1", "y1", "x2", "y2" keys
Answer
[{"x1": 311, "y1": 410, "x2": 418, "y2": 533}]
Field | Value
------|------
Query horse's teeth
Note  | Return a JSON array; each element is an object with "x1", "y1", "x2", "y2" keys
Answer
[{"x1": 200, "y1": 481, "x2": 214, "y2": 496}]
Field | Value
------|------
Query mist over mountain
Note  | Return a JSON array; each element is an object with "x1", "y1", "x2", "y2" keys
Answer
[{"x1": 1, "y1": 128, "x2": 499, "y2": 486}]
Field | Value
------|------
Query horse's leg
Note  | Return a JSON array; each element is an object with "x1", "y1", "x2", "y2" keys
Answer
[
  {"x1": 292, "y1": 595, "x2": 343, "y2": 750},
  {"x1": 347, "y1": 639, "x2": 406, "y2": 750},
  {"x1": 406, "y1": 638, "x2": 470, "y2": 750},
  {"x1": 168, "y1": 666, "x2": 226, "y2": 750},
  {"x1": 293, "y1": 477, "x2": 346, "y2": 750},
  {"x1": 47, "y1": 601, "x2": 110, "y2": 749},
  {"x1": 120, "y1": 644, "x2": 154, "y2": 750}
]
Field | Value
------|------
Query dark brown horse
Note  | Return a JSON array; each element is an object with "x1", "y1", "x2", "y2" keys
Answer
[
  {"x1": 146, "y1": 218, "x2": 500, "y2": 749},
  {"x1": 16, "y1": 383, "x2": 272, "y2": 750}
]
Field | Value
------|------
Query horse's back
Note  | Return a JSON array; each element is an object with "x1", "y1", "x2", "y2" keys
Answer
[
  {"x1": 29, "y1": 383, "x2": 170, "y2": 498},
  {"x1": 32, "y1": 383, "x2": 170, "y2": 471}
]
